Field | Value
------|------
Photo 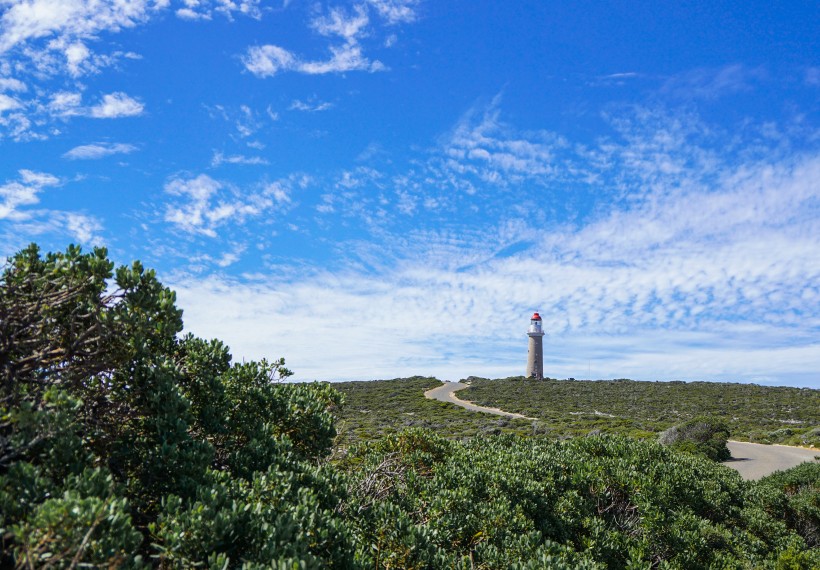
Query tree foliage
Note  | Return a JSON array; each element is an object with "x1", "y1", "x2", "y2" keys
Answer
[{"x1": 0, "y1": 244, "x2": 344, "y2": 567}]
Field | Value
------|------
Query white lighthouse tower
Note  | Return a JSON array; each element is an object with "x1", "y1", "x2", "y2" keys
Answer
[{"x1": 526, "y1": 312, "x2": 545, "y2": 380}]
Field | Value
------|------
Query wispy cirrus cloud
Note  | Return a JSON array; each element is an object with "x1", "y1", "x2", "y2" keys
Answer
[
  {"x1": 204, "y1": 104, "x2": 273, "y2": 140},
  {"x1": 0, "y1": 0, "x2": 158, "y2": 56},
  {"x1": 661, "y1": 64, "x2": 767, "y2": 100},
  {"x1": 211, "y1": 151, "x2": 269, "y2": 166},
  {"x1": 175, "y1": 0, "x2": 263, "y2": 21},
  {"x1": 173, "y1": 151, "x2": 820, "y2": 383},
  {"x1": 0, "y1": 169, "x2": 59, "y2": 221},
  {"x1": 289, "y1": 98, "x2": 333, "y2": 112},
  {"x1": 365, "y1": 0, "x2": 419, "y2": 24},
  {"x1": 63, "y1": 141, "x2": 138, "y2": 159},
  {"x1": 0, "y1": 88, "x2": 144, "y2": 140}
]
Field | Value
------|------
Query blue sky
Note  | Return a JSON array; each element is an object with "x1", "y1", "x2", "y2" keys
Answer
[{"x1": 1, "y1": 1, "x2": 819, "y2": 387}]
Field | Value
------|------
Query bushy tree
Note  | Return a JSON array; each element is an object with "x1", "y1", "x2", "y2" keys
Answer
[{"x1": 0, "y1": 244, "x2": 347, "y2": 567}]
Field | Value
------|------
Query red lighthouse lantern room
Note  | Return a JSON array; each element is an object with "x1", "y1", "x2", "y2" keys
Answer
[{"x1": 528, "y1": 312, "x2": 543, "y2": 334}]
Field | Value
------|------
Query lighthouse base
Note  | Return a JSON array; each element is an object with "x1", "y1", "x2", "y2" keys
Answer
[{"x1": 526, "y1": 334, "x2": 544, "y2": 380}]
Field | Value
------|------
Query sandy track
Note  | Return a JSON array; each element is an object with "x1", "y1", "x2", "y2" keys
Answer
[{"x1": 423, "y1": 381, "x2": 535, "y2": 420}]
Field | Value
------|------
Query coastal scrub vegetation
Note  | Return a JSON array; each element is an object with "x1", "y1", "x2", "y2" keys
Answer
[
  {"x1": 460, "y1": 376, "x2": 820, "y2": 446},
  {"x1": 1, "y1": 244, "x2": 818, "y2": 568}
]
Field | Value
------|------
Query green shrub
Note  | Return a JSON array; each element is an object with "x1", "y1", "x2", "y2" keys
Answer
[{"x1": 659, "y1": 416, "x2": 731, "y2": 461}]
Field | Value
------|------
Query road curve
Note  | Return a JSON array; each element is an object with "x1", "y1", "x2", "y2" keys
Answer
[
  {"x1": 423, "y1": 381, "x2": 535, "y2": 420},
  {"x1": 423, "y1": 381, "x2": 819, "y2": 480},
  {"x1": 724, "y1": 441, "x2": 818, "y2": 480}
]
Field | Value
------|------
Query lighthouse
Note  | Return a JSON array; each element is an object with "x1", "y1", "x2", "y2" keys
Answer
[{"x1": 526, "y1": 312, "x2": 545, "y2": 380}]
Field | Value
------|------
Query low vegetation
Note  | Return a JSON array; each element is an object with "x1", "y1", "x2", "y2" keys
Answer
[
  {"x1": 2, "y1": 244, "x2": 818, "y2": 568},
  {"x1": 334, "y1": 377, "x2": 534, "y2": 447},
  {"x1": 460, "y1": 376, "x2": 820, "y2": 446}
]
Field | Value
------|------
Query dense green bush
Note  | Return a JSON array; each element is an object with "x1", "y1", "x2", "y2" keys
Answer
[
  {"x1": 342, "y1": 430, "x2": 819, "y2": 569},
  {"x1": 659, "y1": 416, "x2": 731, "y2": 461},
  {"x1": 751, "y1": 462, "x2": 820, "y2": 548},
  {"x1": 0, "y1": 244, "x2": 345, "y2": 567}
]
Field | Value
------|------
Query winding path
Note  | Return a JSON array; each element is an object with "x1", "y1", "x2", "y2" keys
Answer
[
  {"x1": 423, "y1": 381, "x2": 819, "y2": 480},
  {"x1": 424, "y1": 381, "x2": 535, "y2": 420}
]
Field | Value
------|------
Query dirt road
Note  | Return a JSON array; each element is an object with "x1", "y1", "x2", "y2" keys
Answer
[
  {"x1": 724, "y1": 441, "x2": 818, "y2": 480},
  {"x1": 423, "y1": 381, "x2": 819, "y2": 480}
]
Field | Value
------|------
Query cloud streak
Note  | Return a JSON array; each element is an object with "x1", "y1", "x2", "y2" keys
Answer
[{"x1": 63, "y1": 141, "x2": 138, "y2": 159}]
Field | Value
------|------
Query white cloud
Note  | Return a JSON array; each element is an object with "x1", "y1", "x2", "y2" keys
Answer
[
  {"x1": 89, "y1": 92, "x2": 144, "y2": 118},
  {"x1": 187, "y1": 244, "x2": 247, "y2": 268},
  {"x1": 289, "y1": 98, "x2": 333, "y2": 112},
  {"x1": 63, "y1": 141, "x2": 137, "y2": 159},
  {"x1": 264, "y1": 181, "x2": 290, "y2": 203},
  {"x1": 62, "y1": 211, "x2": 103, "y2": 243},
  {"x1": 0, "y1": 93, "x2": 21, "y2": 112},
  {"x1": 661, "y1": 64, "x2": 767, "y2": 100},
  {"x1": 0, "y1": 169, "x2": 58, "y2": 220},
  {"x1": 0, "y1": 169, "x2": 103, "y2": 244},
  {"x1": 163, "y1": 173, "x2": 282, "y2": 237},
  {"x1": 243, "y1": 42, "x2": 383, "y2": 77},
  {"x1": 0, "y1": 0, "x2": 158, "y2": 55},
  {"x1": 175, "y1": 7, "x2": 209, "y2": 21},
  {"x1": 211, "y1": 151, "x2": 269, "y2": 166},
  {"x1": 366, "y1": 0, "x2": 419, "y2": 24},
  {"x1": 311, "y1": 4, "x2": 369, "y2": 42},
  {"x1": 205, "y1": 104, "x2": 271, "y2": 139},
  {"x1": 0, "y1": 77, "x2": 26, "y2": 91},
  {"x1": 242, "y1": 44, "x2": 297, "y2": 77},
  {"x1": 0, "y1": 0, "x2": 257, "y2": 139},
  {"x1": 298, "y1": 42, "x2": 384, "y2": 74},
  {"x1": 175, "y1": 0, "x2": 262, "y2": 21},
  {"x1": 48, "y1": 90, "x2": 83, "y2": 116},
  {"x1": 242, "y1": 2, "x2": 399, "y2": 78},
  {"x1": 0, "y1": 0, "x2": 259, "y2": 63},
  {"x1": 216, "y1": 248, "x2": 243, "y2": 267},
  {"x1": 64, "y1": 40, "x2": 90, "y2": 76},
  {"x1": 19, "y1": 169, "x2": 60, "y2": 186}
]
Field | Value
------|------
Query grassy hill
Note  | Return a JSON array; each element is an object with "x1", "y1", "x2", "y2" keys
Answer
[{"x1": 335, "y1": 376, "x2": 820, "y2": 447}]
